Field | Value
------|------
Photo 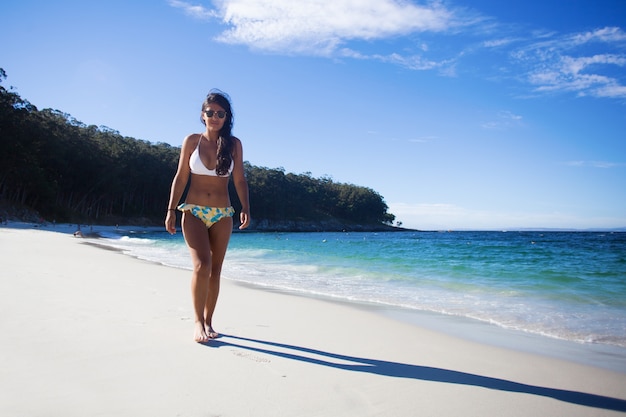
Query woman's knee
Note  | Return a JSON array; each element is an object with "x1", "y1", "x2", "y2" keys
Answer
[
  {"x1": 210, "y1": 265, "x2": 224, "y2": 280},
  {"x1": 192, "y1": 257, "x2": 212, "y2": 276}
]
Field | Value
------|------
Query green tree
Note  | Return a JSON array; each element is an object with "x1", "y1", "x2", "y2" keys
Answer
[{"x1": 1, "y1": 68, "x2": 395, "y2": 227}]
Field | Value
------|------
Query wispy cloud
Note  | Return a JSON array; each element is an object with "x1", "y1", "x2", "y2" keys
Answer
[
  {"x1": 482, "y1": 37, "x2": 517, "y2": 48},
  {"x1": 481, "y1": 110, "x2": 523, "y2": 130},
  {"x1": 565, "y1": 160, "x2": 623, "y2": 168},
  {"x1": 570, "y1": 26, "x2": 626, "y2": 45},
  {"x1": 167, "y1": 0, "x2": 218, "y2": 19},
  {"x1": 409, "y1": 135, "x2": 438, "y2": 143},
  {"x1": 169, "y1": 1, "x2": 626, "y2": 100},
  {"x1": 342, "y1": 49, "x2": 456, "y2": 74},
  {"x1": 513, "y1": 27, "x2": 626, "y2": 99}
]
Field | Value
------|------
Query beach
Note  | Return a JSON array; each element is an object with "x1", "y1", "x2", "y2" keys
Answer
[{"x1": 1, "y1": 226, "x2": 625, "y2": 416}]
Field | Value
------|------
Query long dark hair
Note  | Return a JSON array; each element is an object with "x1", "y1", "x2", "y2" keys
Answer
[{"x1": 201, "y1": 90, "x2": 234, "y2": 176}]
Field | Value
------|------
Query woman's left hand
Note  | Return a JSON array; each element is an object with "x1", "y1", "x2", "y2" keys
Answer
[{"x1": 239, "y1": 211, "x2": 250, "y2": 230}]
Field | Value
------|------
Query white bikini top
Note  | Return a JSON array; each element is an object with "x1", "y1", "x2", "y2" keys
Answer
[{"x1": 189, "y1": 136, "x2": 234, "y2": 177}]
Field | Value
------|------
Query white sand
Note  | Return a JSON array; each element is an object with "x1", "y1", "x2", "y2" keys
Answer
[{"x1": 1, "y1": 226, "x2": 625, "y2": 417}]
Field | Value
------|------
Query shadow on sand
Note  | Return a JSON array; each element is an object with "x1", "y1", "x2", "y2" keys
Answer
[{"x1": 204, "y1": 334, "x2": 626, "y2": 412}]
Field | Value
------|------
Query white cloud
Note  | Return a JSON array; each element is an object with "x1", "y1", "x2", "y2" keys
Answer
[
  {"x1": 170, "y1": 0, "x2": 469, "y2": 55},
  {"x1": 214, "y1": 0, "x2": 459, "y2": 54},
  {"x1": 168, "y1": 2, "x2": 626, "y2": 101},
  {"x1": 338, "y1": 48, "x2": 456, "y2": 74},
  {"x1": 596, "y1": 83, "x2": 626, "y2": 98},
  {"x1": 565, "y1": 160, "x2": 622, "y2": 169},
  {"x1": 167, "y1": 0, "x2": 218, "y2": 19},
  {"x1": 409, "y1": 135, "x2": 438, "y2": 143},
  {"x1": 516, "y1": 27, "x2": 626, "y2": 99},
  {"x1": 562, "y1": 54, "x2": 626, "y2": 74},
  {"x1": 570, "y1": 26, "x2": 626, "y2": 45},
  {"x1": 388, "y1": 202, "x2": 625, "y2": 230},
  {"x1": 529, "y1": 54, "x2": 626, "y2": 97},
  {"x1": 481, "y1": 110, "x2": 523, "y2": 130},
  {"x1": 483, "y1": 38, "x2": 516, "y2": 48},
  {"x1": 368, "y1": 52, "x2": 452, "y2": 71}
]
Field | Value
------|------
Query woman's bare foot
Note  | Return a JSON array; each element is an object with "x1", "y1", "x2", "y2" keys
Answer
[
  {"x1": 194, "y1": 322, "x2": 210, "y2": 343},
  {"x1": 205, "y1": 324, "x2": 219, "y2": 339}
]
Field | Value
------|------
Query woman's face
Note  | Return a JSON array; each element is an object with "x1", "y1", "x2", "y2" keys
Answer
[{"x1": 202, "y1": 102, "x2": 227, "y2": 133}]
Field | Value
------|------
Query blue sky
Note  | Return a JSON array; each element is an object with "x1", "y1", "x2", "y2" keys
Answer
[{"x1": 2, "y1": 0, "x2": 625, "y2": 230}]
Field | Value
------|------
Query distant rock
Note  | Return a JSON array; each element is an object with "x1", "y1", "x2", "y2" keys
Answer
[{"x1": 241, "y1": 218, "x2": 413, "y2": 232}]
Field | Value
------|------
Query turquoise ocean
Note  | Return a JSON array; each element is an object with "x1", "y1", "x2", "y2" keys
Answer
[{"x1": 96, "y1": 229, "x2": 626, "y2": 368}]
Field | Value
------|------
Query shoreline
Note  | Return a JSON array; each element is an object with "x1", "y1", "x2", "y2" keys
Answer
[
  {"x1": 381, "y1": 305, "x2": 626, "y2": 374},
  {"x1": 4, "y1": 222, "x2": 626, "y2": 359},
  {"x1": 4, "y1": 221, "x2": 626, "y2": 369},
  {"x1": 232, "y1": 278, "x2": 626, "y2": 374},
  {"x1": 2, "y1": 225, "x2": 626, "y2": 416}
]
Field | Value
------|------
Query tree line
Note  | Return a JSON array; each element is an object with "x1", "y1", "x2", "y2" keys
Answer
[{"x1": 0, "y1": 69, "x2": 395, "y2": 228}]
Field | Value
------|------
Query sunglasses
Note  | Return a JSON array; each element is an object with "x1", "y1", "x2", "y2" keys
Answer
[{"x1": 205, "y1": 110, "x2": 227, "y2": 119}]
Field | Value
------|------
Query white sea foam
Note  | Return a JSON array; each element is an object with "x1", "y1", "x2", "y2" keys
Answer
[{"x1": 89, "y1": 230, "x2": 626, "y2": 350}]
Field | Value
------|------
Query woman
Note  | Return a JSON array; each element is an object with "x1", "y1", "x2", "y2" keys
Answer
[{"x1": 165, "y1": 90, "x2": 250, "y2": 343}]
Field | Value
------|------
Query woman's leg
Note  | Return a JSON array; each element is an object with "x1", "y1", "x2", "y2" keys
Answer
[
  {"x1": 181, "y1": 212, "x2": 212, "y2": 342},
  {"x1": 204, "y1": 215, "x2": 233, "y2": 338}
]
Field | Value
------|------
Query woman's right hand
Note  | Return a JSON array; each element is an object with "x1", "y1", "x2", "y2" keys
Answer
[{"x1": 165, "y1": 211, "x2": 176, "y2": 235}]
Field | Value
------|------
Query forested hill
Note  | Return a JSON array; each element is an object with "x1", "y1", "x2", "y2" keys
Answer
[{"x1": 0, "y1": 70, "x2": 399, "y2": 231}]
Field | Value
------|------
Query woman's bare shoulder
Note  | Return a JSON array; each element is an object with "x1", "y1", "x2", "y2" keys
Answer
[
  {"x1": 231, "y1": 136, "x2": 244, "y2": 155},
  {"x1": 181, "y1": 133, "x2": 202, "y2": 150}
]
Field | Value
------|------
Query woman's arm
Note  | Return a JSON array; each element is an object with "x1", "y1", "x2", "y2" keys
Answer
[
  {"x1": 165, "y1": 135, "x2": 195, "y2": 234},
  {"x1": 231, "y1": 137, "x2": 250, "y2": 229}
]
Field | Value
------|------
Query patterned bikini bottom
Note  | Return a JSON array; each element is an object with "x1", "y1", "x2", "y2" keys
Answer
[{"x1": 177, "y1": 203, "x2": 235, "y2": 228}]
